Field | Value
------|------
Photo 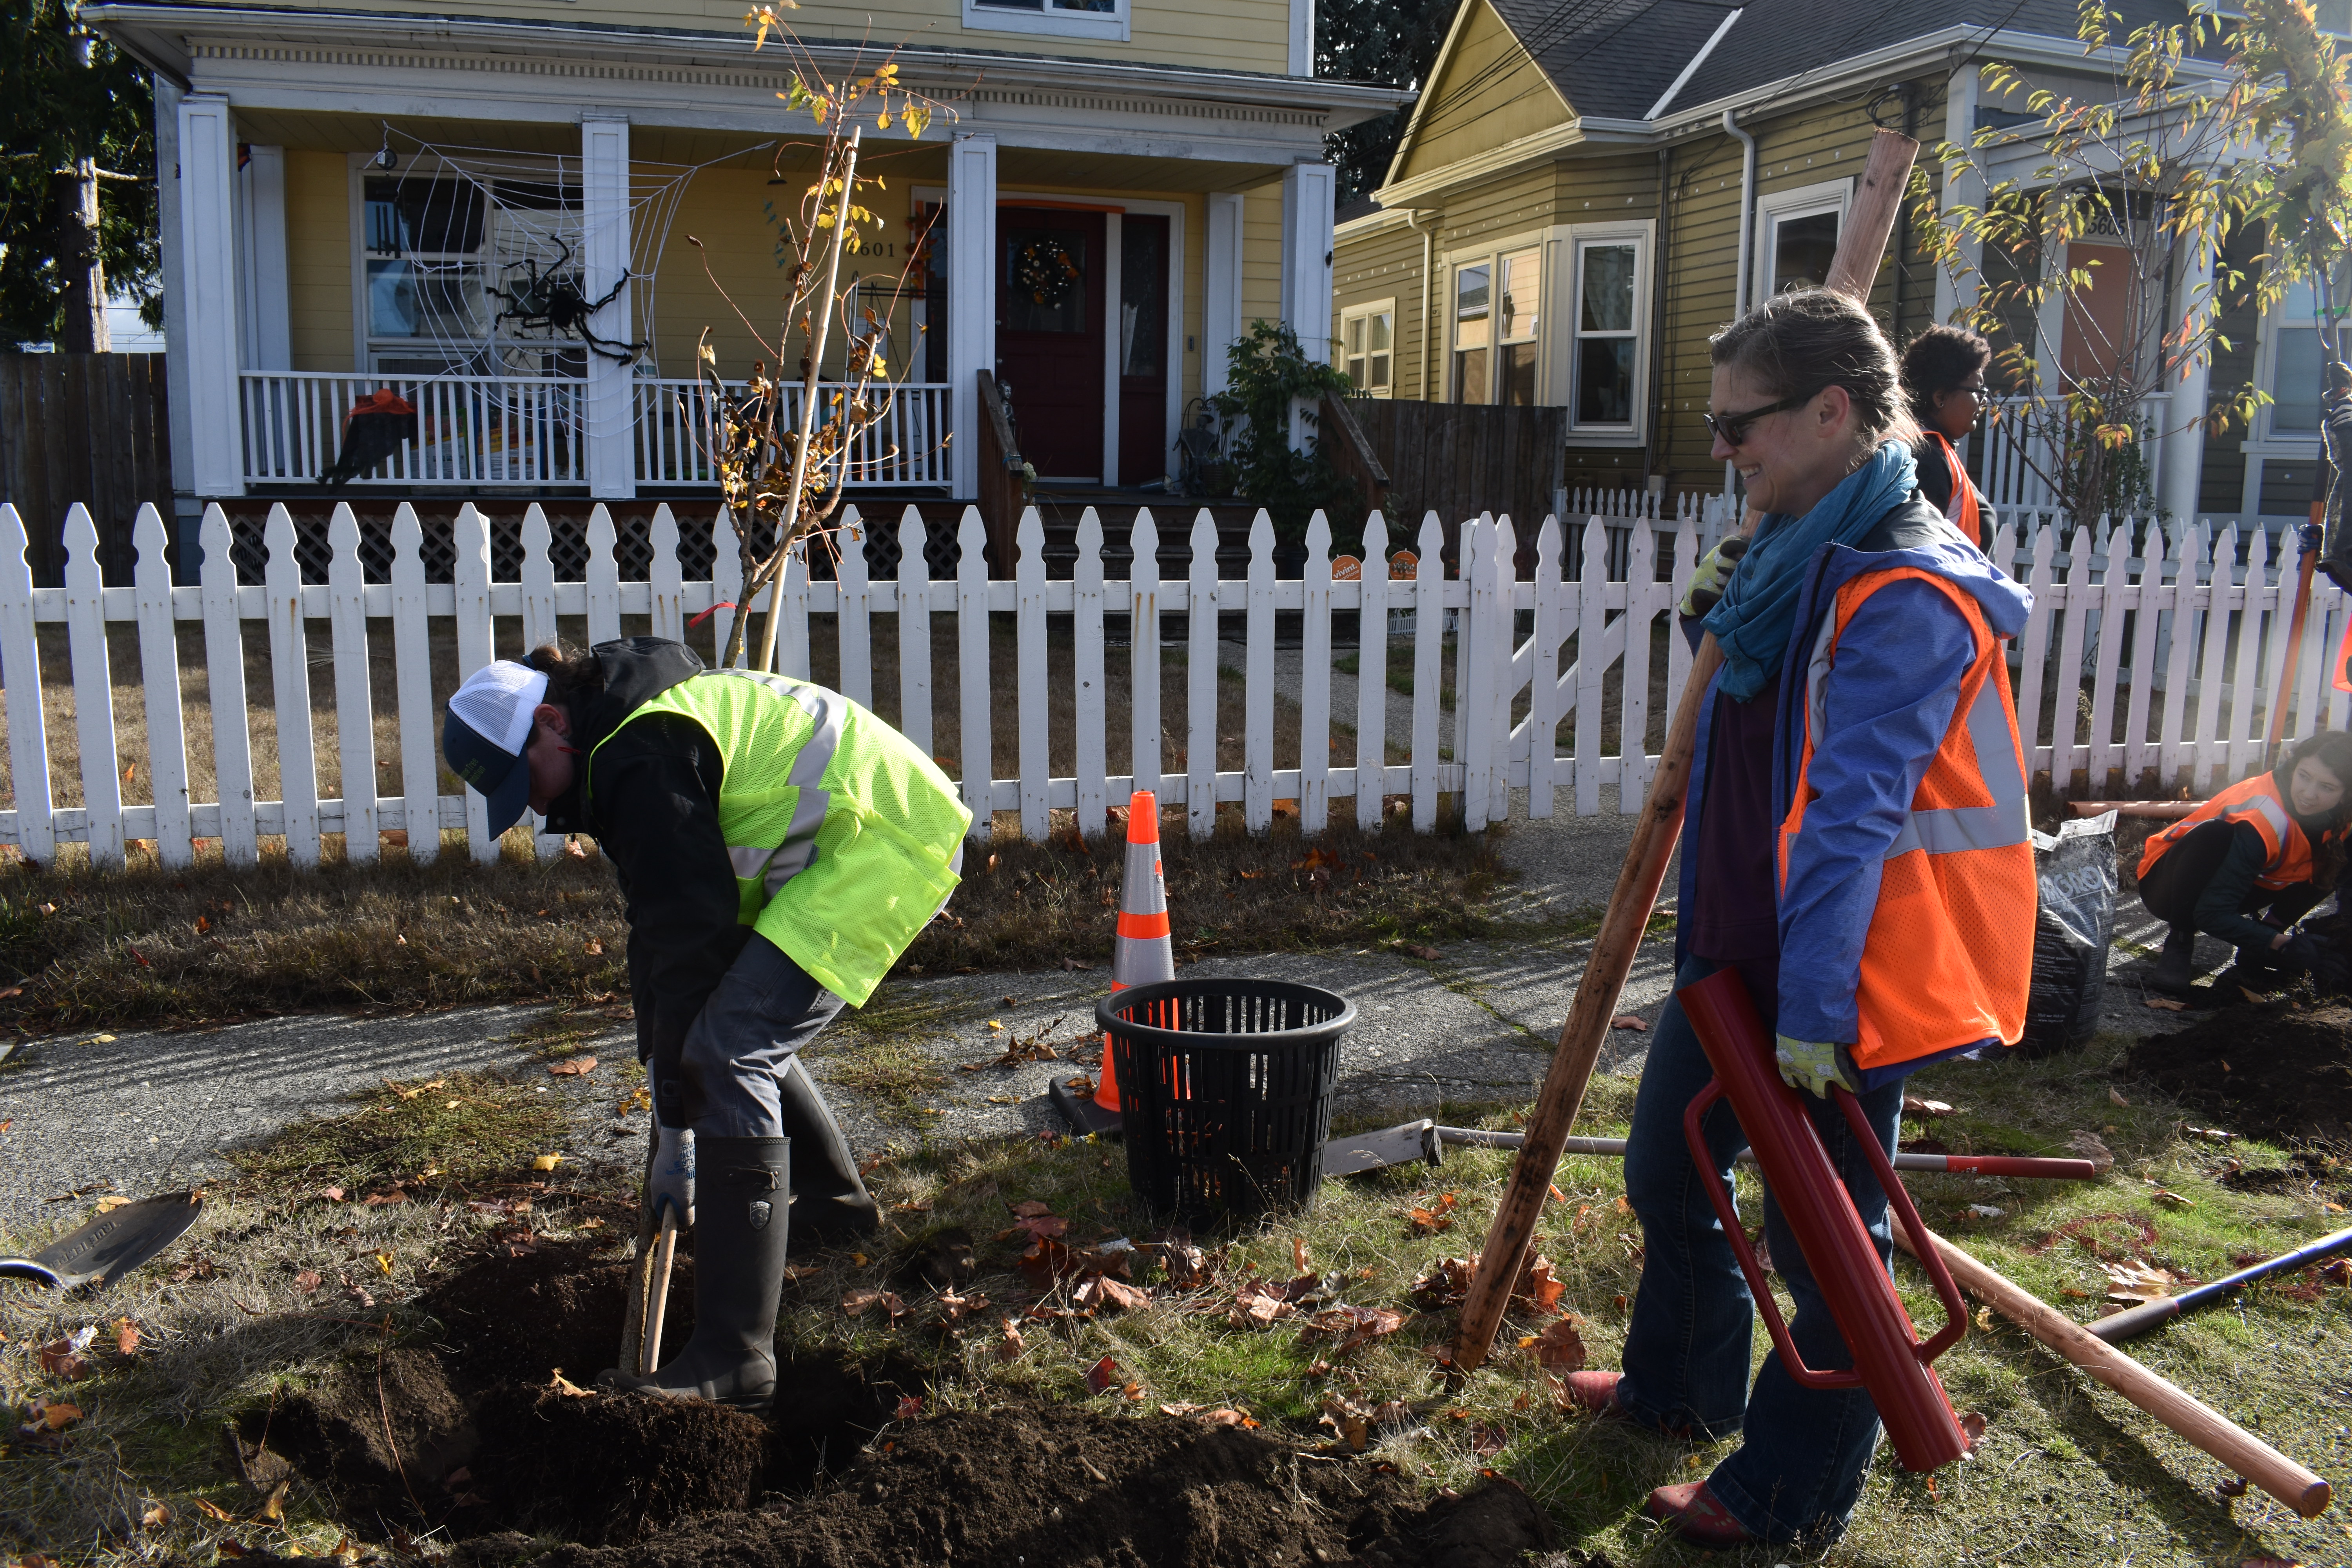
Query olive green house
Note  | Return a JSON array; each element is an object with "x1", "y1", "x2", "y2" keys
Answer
[{"x1": 1331, "y1": 0, "x2": 2328, "y2": 526}]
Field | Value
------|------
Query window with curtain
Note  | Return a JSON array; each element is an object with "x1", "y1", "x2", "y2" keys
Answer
[
  {"x1": 1573, "y1": 239, "x2": 1640, "y2": 428},
  {"x1": 1496, "y1": 248, "x2": 1540, "y2": 405}
]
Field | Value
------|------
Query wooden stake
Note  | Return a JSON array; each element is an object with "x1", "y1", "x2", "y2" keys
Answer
[
  {"x1": 1894, "y1": 1216, "x2": 2331, "y2": 1518},
  {"x1": 1823, "y1": 128, "x2": 1922, "y2": 302},
  {"x1": 1447, "y1": 129, "x2": 1920, "y2": 1381}
]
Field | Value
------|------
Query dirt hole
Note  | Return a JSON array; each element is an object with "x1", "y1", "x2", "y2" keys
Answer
[
  {"x1": 241, "y1": 1240, "x2": 1551, "y2": 1563},
  {"x1": 2126, "y1": 1000, "x2": 2352, "y2": 1146}
]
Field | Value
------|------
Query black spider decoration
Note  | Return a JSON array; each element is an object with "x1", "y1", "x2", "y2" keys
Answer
[{"x1": 492, "y1": 238, "x2": 646, "y2": 363}]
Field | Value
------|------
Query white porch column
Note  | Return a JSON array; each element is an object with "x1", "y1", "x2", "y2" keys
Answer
[
  {"x1": 2160, "y1": 238, "x2": 2217, "y2": 525},
  {"x1": 236, "y1": 145, "x2": 291, "y2": 371},
  {"x1": 947, "y1": 132, "x2": 998, "y2": 499},
  {"x1": 177, "y1": 93, "x2": 243, "y2": 499},
  {"x1": 1932, "y1": 63, "x2": 1981, "y2": 329},
  {"x1": 582, "y1": 115, "x2": 634, "y2": 499},
  {"x1": 1280, "y1": 162, "x2": 1335, "y2": 450},
  {"x1": 1287, "y1": 0, "x2": 1312, "y2": 75},
  {"x1": 1202, "y1": 192, "x2": 1245, "y2": 397}
]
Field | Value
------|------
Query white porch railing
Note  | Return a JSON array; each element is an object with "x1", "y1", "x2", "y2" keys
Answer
[
  {"x1": 237, "y1": 371, "x2": 587, "y2": 488},
  {"x1": 1980, "y1": 393, "x2": 2169, "y2": 514},
  {"x1": 633, "y1": 379, "x2": 953, "y2": 489}
]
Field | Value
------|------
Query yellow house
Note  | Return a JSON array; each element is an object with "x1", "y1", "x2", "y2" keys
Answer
[
  {"x1": 89, "y1": 0, "x2": 1405, "y2": 512},
  {"x1": 1333, "y1": 0, "x2": 2312, "y2": 526}
]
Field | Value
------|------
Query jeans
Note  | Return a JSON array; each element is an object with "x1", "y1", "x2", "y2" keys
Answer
[
  {"x1": 677, "y1": 934, "x2": 848, "y2": 1140},
  {"x1": 1617, "y1": 955, "x2": 1906, "y2": 1545}
]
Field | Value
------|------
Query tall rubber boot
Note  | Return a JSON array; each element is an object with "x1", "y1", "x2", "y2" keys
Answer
[
  {"x1": 602, "y1": 1137, "x2": 789, "y2": 1412},
  {"x1": 777, "y1": 1058, "x2": 878, "y2": 1243},
  {"x1": 2147, "y1": 925, "x2": 2198, "y2": 995}
]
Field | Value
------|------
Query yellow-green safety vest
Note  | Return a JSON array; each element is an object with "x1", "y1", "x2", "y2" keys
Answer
[{"x1": 586, "y1": 669, "x2": 971, "y2": 1007}]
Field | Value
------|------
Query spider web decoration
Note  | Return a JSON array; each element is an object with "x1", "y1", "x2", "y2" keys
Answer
[{"x1": 365, "y1": 129, "x2": 745, "y2": 394}]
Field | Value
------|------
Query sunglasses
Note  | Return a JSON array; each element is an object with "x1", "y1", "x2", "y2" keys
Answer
[{"x1": 1702, "y1": 391, "x2": 1813, "y2": 447}]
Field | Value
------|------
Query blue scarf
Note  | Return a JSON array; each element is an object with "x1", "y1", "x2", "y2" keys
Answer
[{"x1": 1702, "y1": 440, "x2": 1918, "y2": 701}]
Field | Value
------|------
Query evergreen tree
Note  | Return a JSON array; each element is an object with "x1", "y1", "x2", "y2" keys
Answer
[
  {"x1": 1318, "y1": 0, "x2": 1457, "y2": 204},
  {"x1": 1, "y1": 0, "x2": 156, "y2": 351}
]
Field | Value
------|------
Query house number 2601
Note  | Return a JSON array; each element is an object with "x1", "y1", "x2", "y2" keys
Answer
[{"x1": 845, "y1": 240, "x2": 897, "y2": 258}]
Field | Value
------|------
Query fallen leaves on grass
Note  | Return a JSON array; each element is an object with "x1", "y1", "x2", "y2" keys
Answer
[
  {"x1": 532, "y1": 1153, "x2": 564, "y2": 1171},
  {"x1": 894, "y1": 1395, "x2": 924, "y2": 1420},
  {"x1": 1411, "y1": 1251, "x2": 1568, "y2": 1316},
  {"x1": 2150, "y1": 1189, "x2": 2194, "y2": 1210},
  {"x1": 935, "y1": 1288, "x2": 990, "y2": 1323},
  {"x1": 1320, "y1": 1394, "x2": 1375, "y2": 1452},
  {"x1": 113, "y1": 1318, "x2": 139, "y2": 1357},
  {"x1": 547, "y1": 1057, "x2": 597, "y2": 1077},
  {"x1": 1526, "y1": 1316, "x2": 1587, "y2": 1371},
  {"x1": 1084, "y1": 1355, "x2": 1122, "y2": 1395},
  {"x1": 35, "y1": 1331, "x2": 91, "y2": 1380},
  {"x1": 1073, "y1": 1275, "x2": 1152, "y2": 1314},
  {"x1": 1395, "y1": 943, "x2": 1443, "y2": 962},
  {"x1": 842, "y1": 1289, "x2": 908, "y2": 1321},
  {"x1": 22, "y1": 1399, "x2": 82, "y2": 1431},
  {"x1": 295, "y1": 1270, "x2": 323, "y2": 1294},
  {"x1": 2109, "y1": 1088, "x2": 2132, "y2": 1108},
  {"x1": 1903, "y1": 1097, "x2": 1956, "y2": 1118},
  {"x1": 1228, "y1": 1277, "x2": 1301, "y2": 1329},
  {"x1": 964, "y1": 1017, "x2": 1073, "y2": 1071},
  {"x1": 93, "y1": 1195, "x2": 132, "y2": 1214},
  {"x1": 1299, "y1": 1305, "x2": 1405, "y2": 1357},
  {"x1": 2144, "y1": 996, "x2": 2188, "y2": 1012},
  {"x1": 1406, "y1": 1193, "x2": 1459, "y2": 1236},
  {"x1": 997, "y1": 1318, "x2": 1027, "y2": 1361},
  {"x1": 2102, "y1": 1260, "x2": 2182, "y2": 1305},
  {"x1": 1608, "y1": 1015, "x2": 1646, "y2": 1032},
  {"x1": 1959, "y1": 1411, "x2": 1989, "y2": 1454}
]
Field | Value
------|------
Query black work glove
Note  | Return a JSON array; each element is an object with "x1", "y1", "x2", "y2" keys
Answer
[{"x1": 2269, "y1": 931, "x2": 2335, "y2": 981}]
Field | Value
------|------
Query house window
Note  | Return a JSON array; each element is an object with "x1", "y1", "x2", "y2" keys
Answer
[
  {"x1": 1496, "y1": 248, "x2": 1540, "y2": 405},
  {"x1": 2263, "y1": 273, "x2": 2348, "y2": 437},
  {"x1": 963, "y1": 0, "x2": 1126, "y2": 40},
  {"x1": 361, "y1": 171, "x2": 587, "y2": 378},
  {"x1": 1453, "y1": 262, "x2": 1490, "y2": 404},
  {"x1": 1755, "y1": 179, "x2": 1850, "y2": 300},
  {"x1": 1572, "y1": 240, "x2": 1640, "y2": 427},
  {"x1": 1340, "y1": 302, "x2": 1394, "y2": 394}
]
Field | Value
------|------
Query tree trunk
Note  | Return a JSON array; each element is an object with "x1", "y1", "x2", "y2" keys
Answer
[{"x1": 51, "y1": 161, "x2": 110, "y2": 354}]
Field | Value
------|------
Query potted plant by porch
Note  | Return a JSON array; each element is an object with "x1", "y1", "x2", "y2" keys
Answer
[{"x1": 1207, "y1": 321, "x2": 1366, "y2": 579}]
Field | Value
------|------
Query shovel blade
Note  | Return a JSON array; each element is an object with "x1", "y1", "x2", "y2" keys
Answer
[
  {"x1": 1, "y1": 1192, "x2": 204, "y2": 1290},
  {"x1": 1321, "y1": 1119, "x2": 1443, "y2": 1178}
]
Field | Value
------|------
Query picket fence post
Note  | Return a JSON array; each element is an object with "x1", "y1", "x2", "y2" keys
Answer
[
  {"x1": 1186, "y1": 510, "x2": 1218, "y2": 840},
  {"x1": 896, "y1": 507, "x2": 933, "y2": 757},
  {"x1": 1014, "y1": 506, "x2": 1049, "y2": 841},
  {"x1": 1409, "y1": 512, "x2": 1443, "y2": 831},
  {"x1": 199, "y1": 504, "x2": 258, "y2": 866},
  {"x1": 452, "y1": 503, "x2": 498, "y2": 862},
  {"x1": 132, "y1": 504, "x2": 193, "y2": 868},
  {"x1": 0, "y1": 505, "x2": 54, "y2": 866},
  {"x1": 649, "y1": 505, "x2": 684, "y2": 645},
  {"x1": 2120, "y1": 523, "x2": 2165, "y2": 789},
  {"x1": 1621, "y1": 518, "x2": 1657, "y2": 816},
  {"x1": 264, "y1": 505, "x2": 321, "y2": 868},
  {"x1": 62, "y1": 506, "x2": 123, "y2": 869},
  {"x1": 1073, "y1": 508, "x2": 1108, "y2": 832},
  {"x1": 1243, "y1": 511, "x2": 1276, "y2": 834},
  {"x1": 586, "y1": 504, "x2": 622, "y2": 646},
  {"x1": 838, "y1": 507, "x2": 873, "y2": 711},
  {"x1": 1300, "y1": 510, "x2": 1333, "y2": 834},
  {"x1": 1354, "y1": 512, "x2": 1389, "y2": 829},
  {"x1": 1527, "y1": 516, "x2": 1563, "y2": 819},
  {"x1": 2191, "y1": 524, "x2": 2234, "y2": 794},
  {"x1": 1131, "y1": 508, "x2": 1164, "y2": 805},
  {"x1": 1574, "y1": 514, "x2": 1608, "y2": 818},
  {"x1": 327, "y1": 503, "x2": 380, "y2": 863},
  {"x1": 390, "y1": 504, "x2": 440, "y2": 863},
  {"x1": 956, "y1": 506, "x2": 991, "y2": 840}
]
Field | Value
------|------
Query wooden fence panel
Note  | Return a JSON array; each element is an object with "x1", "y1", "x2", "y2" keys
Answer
[{"x1": 0, "y1": 354, "x2": 174, "y2": 584}]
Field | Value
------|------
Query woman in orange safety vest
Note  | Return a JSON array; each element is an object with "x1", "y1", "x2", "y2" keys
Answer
[
  {"x1": 1900, "y1": 325, "x2": 1994, "y2": 552},
  {"x1": 2138, "y1": 731, "x2": 2352, "y2": 995}
]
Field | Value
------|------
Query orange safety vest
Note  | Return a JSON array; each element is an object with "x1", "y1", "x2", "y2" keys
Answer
[
  {"x1": 1926, "y1": 432, "x2": 1982, "y2": 549},
  {"x1": 1777, "y1": 566, "x2": 2035, "y2": 1069},
  {"x1": 2136, "y1": 772, "x2": 2314, "y2": 892}
]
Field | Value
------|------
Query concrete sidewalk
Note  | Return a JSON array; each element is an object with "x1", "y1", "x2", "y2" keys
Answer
[{"x1": 0, "y1": 803, "x2": 2225, "y2": 1240}]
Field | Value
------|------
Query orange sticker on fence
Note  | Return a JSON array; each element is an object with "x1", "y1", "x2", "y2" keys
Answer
[
  {"x1": 1389, "y1": 550, "x2": 1418, "y2": 581},
  {"x1": 1331, "y1": 555, "x2": 1362, "y2": 581}
]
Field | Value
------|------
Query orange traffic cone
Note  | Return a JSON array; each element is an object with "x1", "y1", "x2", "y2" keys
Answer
[{"x1": 1051, "y1": 791, "x2": 1174, "y2": 1137}]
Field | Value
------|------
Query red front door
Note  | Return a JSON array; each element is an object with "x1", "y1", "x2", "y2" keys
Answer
[{"x1": 997, "y1": 207, "x2": 1105, "y2": 480}]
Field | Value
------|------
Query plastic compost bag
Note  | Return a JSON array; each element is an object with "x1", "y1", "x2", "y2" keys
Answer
[{"x1": 2020, "y1": 810, "x2": 2118, "y2": 1057}]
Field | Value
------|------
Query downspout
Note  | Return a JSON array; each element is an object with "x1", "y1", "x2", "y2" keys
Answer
[
  {"x1": 1405, "y1": 207, "x2": 1435, "y2": 400},
  {"x1": 1646, "y1": 145, "x2": 1670, "y2": 489},
  {"x1": 1724, "y1": 106, "x2": 1757, "y2": 495}
]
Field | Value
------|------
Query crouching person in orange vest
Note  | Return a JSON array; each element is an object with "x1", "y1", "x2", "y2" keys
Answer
[
  {"x1": 1556, "y1": 290, "x2": 2037, "y2": 1550},
  {"x1": 2138, "y1": 733, "x2": 2352, "y2": 996}
]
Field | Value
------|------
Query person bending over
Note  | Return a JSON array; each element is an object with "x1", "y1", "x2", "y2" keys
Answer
[
  {"x1": 2139, "y1": 731, "x2": 2352, "y2": 995},
  {"x1": 442, "y1": 637, "x2": 969, "y2": 1410},
  {"x1": 1557, "y1": 289, "x2": 2036, "y2": 1550}
]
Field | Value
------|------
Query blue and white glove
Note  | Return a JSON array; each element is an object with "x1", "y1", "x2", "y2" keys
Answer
[
  {"x1": 1775, "y1": 1036, "x2": 1862, "y2": 1099},
  {"x1": 649, "y1": 1125, "x2": 696, "y2": 1229}
]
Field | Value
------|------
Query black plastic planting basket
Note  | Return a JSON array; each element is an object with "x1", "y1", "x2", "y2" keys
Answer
[{"x1": 1097, "y1": 977, "x2": 1355, "y2": 1221}]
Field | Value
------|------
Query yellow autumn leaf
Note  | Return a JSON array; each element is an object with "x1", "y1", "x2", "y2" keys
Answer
[
  {"x1": 374, "y1": 1252, "x2": 394, "y2": 1276},
  {"x1": 94, "y1": 1195, "x2": 132, "y2": 1213},
  {"x1": 533, "y1": 1153, "x2": 563, "y2": 1171}
]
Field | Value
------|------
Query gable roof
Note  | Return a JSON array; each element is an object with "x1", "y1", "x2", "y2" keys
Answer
[{"x1": 1483, "y1": 0, "x2": 1740, "y2": 122}]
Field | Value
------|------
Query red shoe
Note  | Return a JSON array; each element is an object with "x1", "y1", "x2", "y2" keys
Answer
[
  {"x1": 1646, "y1": 1480, "x2": 1752, "y2": 1550},
  {"x1": 1556, "y1": 1370, "x2": 1624, "y2": 1416}
]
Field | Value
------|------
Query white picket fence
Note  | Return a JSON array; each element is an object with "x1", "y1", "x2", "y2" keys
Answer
[{"x1": 0, "y1": 497, "x2": 2345, "y2": 870}]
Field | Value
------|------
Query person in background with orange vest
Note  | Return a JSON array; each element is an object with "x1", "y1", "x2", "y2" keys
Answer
[
  {"x1": 2138, "y1": 732, "x2": 2352, "y2": 996},
  {"x1": 1901, "y1": 324, "x2": 1995, "y2": 552},
  {"x1": 1556, "y1": 290, "x2": 2036, "y2": 1550}
]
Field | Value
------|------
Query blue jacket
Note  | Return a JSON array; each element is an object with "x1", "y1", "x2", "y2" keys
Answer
[{"x1": 1676, "y1": 500, "x2": 2033, "y2": 1083}]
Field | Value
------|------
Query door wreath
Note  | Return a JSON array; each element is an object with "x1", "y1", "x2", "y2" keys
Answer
[{"x1": 1013, "y1": 236, "x2": 1082, "y2": 308}]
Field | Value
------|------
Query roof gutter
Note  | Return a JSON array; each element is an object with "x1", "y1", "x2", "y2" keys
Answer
[{"x1": 1645, "y1": 7, "x2": 1742, "y2": 122}]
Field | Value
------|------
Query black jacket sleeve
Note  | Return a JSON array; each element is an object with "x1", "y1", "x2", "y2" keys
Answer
[
  {"x1": 2191, "y1": 822, "x2": 2294, "y2": 951},
  {"x1": 1914, "y1": 441, "x2": 1955, "y2": 514},
  {"x1": 587, "y1": 713, "x2": 749, "y2": 1126}
]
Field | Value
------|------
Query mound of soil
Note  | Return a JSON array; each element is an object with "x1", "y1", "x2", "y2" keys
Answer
[
  {"x1": 2125, "y1": 1002, "x2": 2352, "y2": 1145},
  {"x1": 452, "y1": 1403, "x2": 1554, "y2": 1568},
  {"x1": 256, "y1": 1349, "x2": 479, "y2": 1521},
  {"x1": 471, "y1": 1383, "x2": 770, "y2": 1545}
]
